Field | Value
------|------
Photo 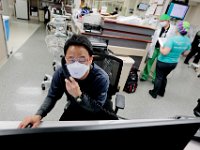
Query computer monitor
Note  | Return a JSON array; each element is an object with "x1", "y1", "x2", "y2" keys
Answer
[
  {"x1": 167, "y1": 2, "x2": 189, "y2": 20},
  {"x1": 0, "y1": 119, "x2": 200, "y2": 149}
]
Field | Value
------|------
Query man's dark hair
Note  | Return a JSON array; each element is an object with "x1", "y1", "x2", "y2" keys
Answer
[{"x1": 64, "y1": 34, "x2": 93, "y2": 56}]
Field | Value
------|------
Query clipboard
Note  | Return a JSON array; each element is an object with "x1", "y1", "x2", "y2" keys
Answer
[{"x1": 158, "y1": 37, "x2": 167, "y2": 47}]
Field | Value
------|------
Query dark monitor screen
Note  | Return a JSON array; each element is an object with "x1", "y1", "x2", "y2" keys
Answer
[
  {"x1": 167, "y1": 2, "x2": 189, "y2": 20},
  {"x1": 0, "y1": 119, "x2": 200, "y2": 149}
]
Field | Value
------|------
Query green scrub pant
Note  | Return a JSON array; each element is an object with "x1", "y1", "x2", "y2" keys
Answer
[{"x1": 141, "y1": 48, "x2": 160, "y2": 81}]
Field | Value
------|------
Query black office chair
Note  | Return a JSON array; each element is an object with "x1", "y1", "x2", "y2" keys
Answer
[
  {"x1": 93, "y1": 53, "x2": 125, "y2": 118},
  {"x1": 194, "y1": 98, "x2": 200, "y2": 117}
]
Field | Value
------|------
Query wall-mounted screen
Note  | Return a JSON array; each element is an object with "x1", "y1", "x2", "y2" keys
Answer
[{"x1": 167, "y1": 2, "x2": 189, "y2": 20}]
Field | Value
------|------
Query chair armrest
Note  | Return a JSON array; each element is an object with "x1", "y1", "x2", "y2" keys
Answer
[{"x1": 114, "y1": 92, "x2": 125, "y2": 114}]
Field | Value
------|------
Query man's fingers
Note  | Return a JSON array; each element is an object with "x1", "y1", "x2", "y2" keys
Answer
[
  {"x1": 18, "y1": 123, "x2": 24, "y2": 128},
  {"x1": 18, "y1": 121, "x2": 29, "y2": 129},
  {"x1": 65, "y1": 77, "x2": 77, "y2": 87},
  {"x1": 69, "y1": 77, "x2": 76, "y2": 83},
  {"x1": 32, "y1": 122, "x2": 40, "y2": 128},
  {"x1": 65, "y1": 79, "x2": 70, "y2": 83}
]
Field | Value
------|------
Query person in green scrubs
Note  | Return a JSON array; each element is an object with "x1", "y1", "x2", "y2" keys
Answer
[{"x1": 140, "y1": 14, "x2": 175, "y2": 83}]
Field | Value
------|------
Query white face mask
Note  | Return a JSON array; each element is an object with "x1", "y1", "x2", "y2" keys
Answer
[
  {"x1": 160, "y1": 21, "x2": 168, "y2": 27},
  {"x1": 67, "y1": 62, "x2": 90, "y2": 79}
]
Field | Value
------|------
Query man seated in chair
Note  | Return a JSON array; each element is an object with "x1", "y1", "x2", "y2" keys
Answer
[{"x1": 19, "y1": 34, "x2": 118, "y2": 128}]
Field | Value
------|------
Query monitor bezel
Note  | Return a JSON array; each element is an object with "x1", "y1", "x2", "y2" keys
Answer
[{"x1": 0, "y1": 118, "x2": 200, "y2": 136}]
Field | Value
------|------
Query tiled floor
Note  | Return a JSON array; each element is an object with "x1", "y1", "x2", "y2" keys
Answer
[
  {"x1": 6, "y1": 17, "x2": 40, "y2": 55},
  {"x1": 0, "y1": 19, "x2": 66, "y2": 121}
]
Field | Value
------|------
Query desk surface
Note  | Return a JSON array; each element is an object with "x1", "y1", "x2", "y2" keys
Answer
[
  {"x1": 72, "y1": 18, "x2": 153, "y2": 43},
  {"x1": 1, "y1": 118, "x2": 200, "y2": 129},
  {"x1": 104, "y1": 19, "x2": 156, "y2": 30},
  {"x1": 0, "y1": 119, "x2": 172, "y2": 129}
]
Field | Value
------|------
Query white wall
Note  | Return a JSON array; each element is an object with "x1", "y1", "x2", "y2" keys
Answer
[
  {"x1": 185, "y1": 3, "x2": 200, "y2": 26},
  {"x1": 2, "y1": 0, "x2": 9, "y2": 16},
  {"x1": 74, "y1": 0, "x2": 81, "y2": 9},
  {"x1": 1, "y1": 0, "x2": 15, "y2": 17},
  {"x1": 122, "y1": 0, "x2": 137, "y2": 16}
]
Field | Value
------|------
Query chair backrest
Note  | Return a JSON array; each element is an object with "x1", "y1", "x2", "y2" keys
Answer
[
  {"x1": 93, "y1": 53, "x2": 123, "y2": 100},
  {"x1": 89, "y1": 37, "x2": 109, "y2": 55}
]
